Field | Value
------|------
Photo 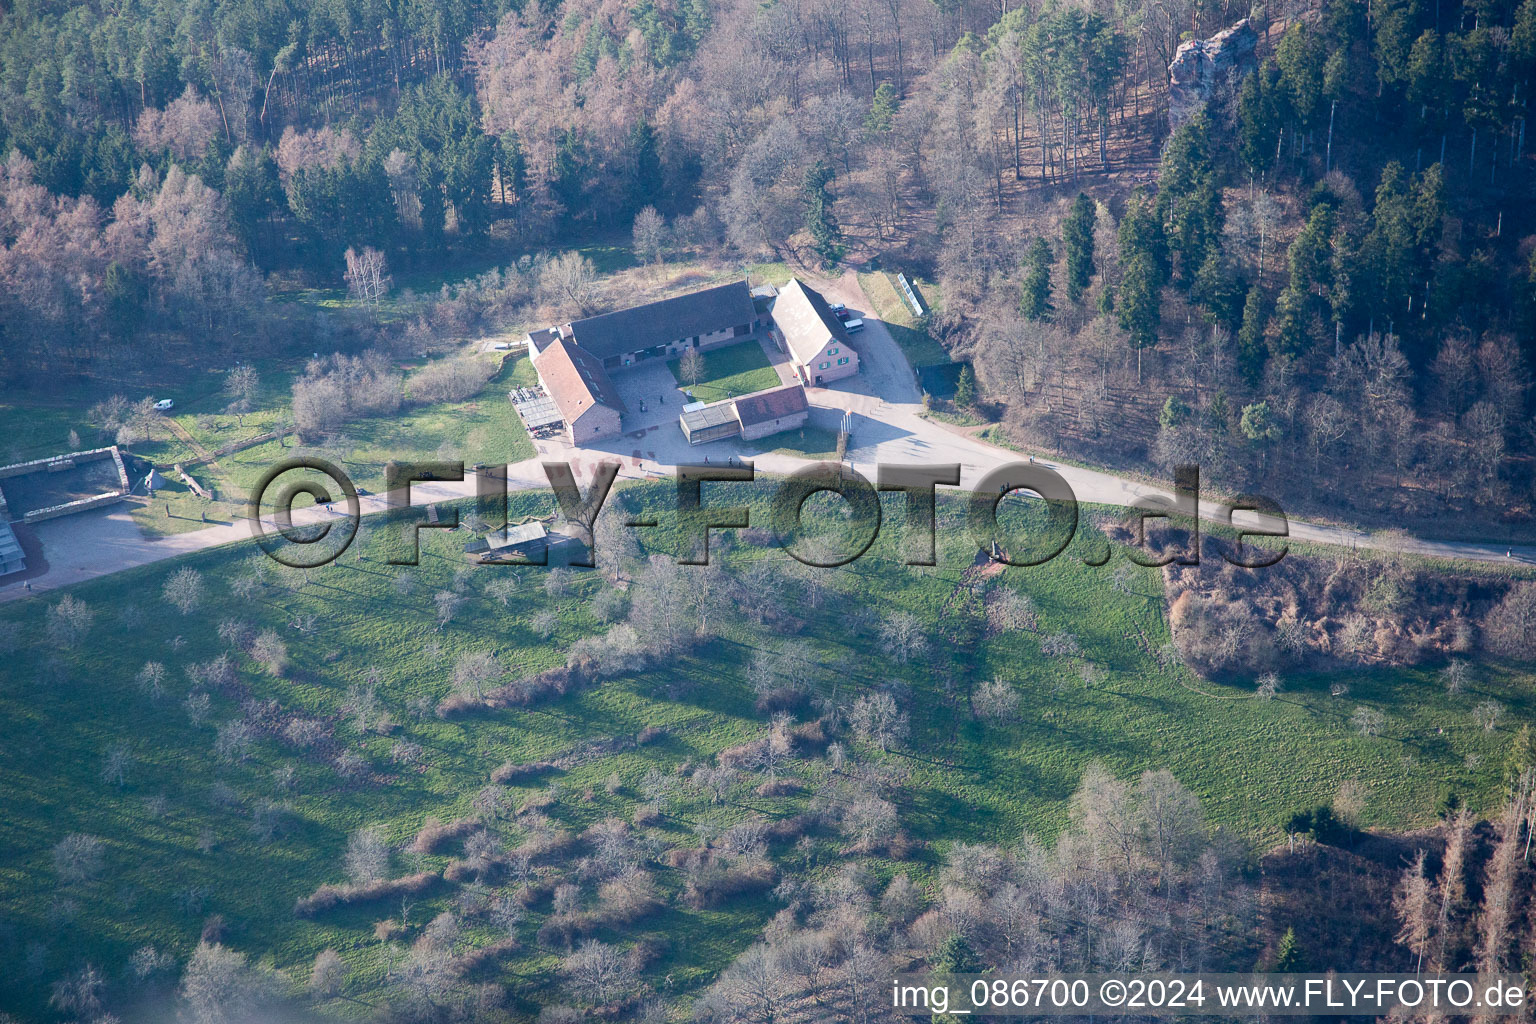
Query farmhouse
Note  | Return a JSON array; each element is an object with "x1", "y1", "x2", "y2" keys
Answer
[
  {"x1": 529, "y1": 337, "x2": 626, "y2": 443},
  {"x1": 773, "y1": 278, "x2": 859, "y2": 386},
  {"x1": 679, "y1": 383, "x2": 810, "y2": 445},
  {"x1": 524, "y1": 280, "x2": 760, "y2": 442}
]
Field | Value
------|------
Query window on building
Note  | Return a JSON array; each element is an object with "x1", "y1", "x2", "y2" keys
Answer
[
  {"x1": 837, "y1": 357, "x2": 849, "y2": 365},
  {"x1": 819, "y1": 361, "x2": 831, "y2": 369},
  {"x1": 829, "y1": 347, "x2": 838, "y2": 355}
]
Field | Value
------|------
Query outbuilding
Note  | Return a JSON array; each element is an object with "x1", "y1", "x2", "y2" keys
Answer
[{"x1": 733, "y1": 384, "x2": 810, "y2": 441}]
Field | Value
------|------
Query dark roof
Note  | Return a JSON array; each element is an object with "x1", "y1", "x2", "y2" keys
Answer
[
  {"x1": 487, "y1": 521, "x2": 548, "y2": 550},
  {"x1": 680, "y1": 402, "x2": 740, "y2": 434},
  {"x1": 568, "y1": 281, "x2": 755, "y2": 360},
  {"x1": 733, "y1": 384, "x2": 809, "y2": 427},
  {"x1": 0, "y1": 520, "x2": 24, "y2": 575},
  {"x1": 533, "y1": 338, "x2": 627, "y2": 424}
]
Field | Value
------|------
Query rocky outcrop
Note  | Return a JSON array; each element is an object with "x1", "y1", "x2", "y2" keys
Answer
[{"x1": 1168, "y1": 19, "x2": 1258, "y2": 130}]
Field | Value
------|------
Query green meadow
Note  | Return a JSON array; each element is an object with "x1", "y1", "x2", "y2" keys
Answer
[{"x1": 0, "y1": 482, "x2": 1529, "y2": 1019}]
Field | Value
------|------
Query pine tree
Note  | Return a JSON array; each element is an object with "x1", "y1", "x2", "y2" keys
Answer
[
  {"x1": 1271, "y1": 283, "x2": 1310, "y2": 359},
  {"x1": 496, "y1": 130, "x2": 526, "y2": 205},
  {"x1": 954, "y1": 365, "x2": 975, "y2": 407},
  {"x1": 1275, "y1": 23, "x2": 1324, "y2": 129},
  {"x1": 1274, "y1": 926, "x2": 1305, "y2": 971},
  {"x1": 934, "y1": 933, "x2": 979, "y2": 974},
  {"x1": 1156, "y1": 112, "x2": 1224, "y2": 287},
  {"x1": 1238, "y1": 62, "x2": 1283, "y2": 175},
  {"x1": 1020, "y1": 237, "x2": 1054, "y2": 320},
  {"x1": 867, "y1": 82, "x2": 900, "y2": 133},
  {"x1": 1062, "y1": 193, "x2": 1097, "y2": 302},
  {"x1": 802, "y1": 161, "x2": 844, "y2": 269},
  {"x1": 1238, "y1": 284, "x2": 1268, "y2": 383},
  {"x1": 1159, "y1": 396, "x2": 1190, "y2": 428},
  {"x1": 1117, "y1": 190, "x2": 1166, "y2": 380},
  {"x1": 1502, "y1": 724, "x2": 1536, "y2": 796},
  {"x1": 629, "y1": 117, "x2": 664, "y2": 212}
]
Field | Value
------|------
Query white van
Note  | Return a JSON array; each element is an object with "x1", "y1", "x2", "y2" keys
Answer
[{"x1": 842, "y1": 318, "x2": 865, "y2": 333}]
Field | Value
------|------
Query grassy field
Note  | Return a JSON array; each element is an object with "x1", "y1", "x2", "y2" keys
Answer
[
  {"x1": 667, "y1": 341, "x2": 781, "y2": 403},
  {"x1": 740, "y1": 425, "x2": 842, "y2": 460},
  {"x1": 119, "y1": 355, "x2": 536, "y2": 537},
  {"x1": 0, "y1": 479, "x2": 1530, "y2": 1020},
  {"x1": 857, "y1": 271, "x2": 949, "y2": 368}
]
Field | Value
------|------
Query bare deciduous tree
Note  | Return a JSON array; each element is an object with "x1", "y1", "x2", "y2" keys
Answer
[
  {"x1": 343, "y1": 246, "x2": 391, "y2": 308},
  {"x1": 632, "y1": 206, "x2": 667, "y2": 265},
  {"x1": 540, "y1": 252, "x2": 600, "y2": 317},
  {"x1": 1441, "y1": 659, "x2": 1471, "y2": 695},
  {"x1": 101, "y1": 745, "x2": 132, "y2": 787},
  {"x1": 563, "y1": 939, "x2": 639, "y2": 1007},
  {"x1": 223, "y1": 366, "x2": 260, "y2": 426},
  {"x1": 48, "y1": 964, "x2": 104, "y2": 1018},
  {"x1": 180, "y1": 941, "x2": 273, "y2": 1024},
  {"x1": 45, "y1": 595, "x2": 93, "y2": 649},
  {"x1": 849, "y1": 692, "x2": 909, "y2": 751},
  {"x1": 345, "y1": 826, "x2": 390, "y2": 885},
  {"x1": 1483, "y1": 585, "x2": 1536, "y2": 660},
  {"x1": 451, "y1": 651, "x2": 502, "y2": 700},
  {"x1": 1473, "y1": 700, "x2": 1503, "y2": 732},
  {"x1": 250, "y1": 630, "x2": 287, "y2": 676},
  {"x1": 678, "y1": 348, "x2": 705, "y2": 389},
  {"x1": 214, "y1": 720, "x2": 255, "y2": 764},
  {"x1": 163, "y1": 567, "x2": 206, "y2": 616},
  {"x1": 1394, "y1": 849, "x2": 1435, "y2": 973},
  {"x1": 309, "y1": 948, "x2": 346, "y2": 998},
  {"x1": 878, "y1": 613, "x2": 928, "y2": 664},
  {"x1": 973, "y1": 677, "x2": 1020, "y2": 724},
  {"x1": 1039, "y1": 632, "x2": 1082, "y2": 659},
  {"x1": 136, "y1": 661, "x2": 167, "y2": 700},
  {"x1": 53, "y1": 834, "x2": 105, "y2": 884},
  {"x1": 1351, "y1": 706, "x2": 1385, "y2": 737},
  {"x1": 986, "y1": 587, "x2": 1038, "y2": 633},
  {"x1": 434, "y1": 590, "x2": 465, "y2": 629},
  {"x1": 184, "y1": 691, "x2": 213, "y2": 727}
]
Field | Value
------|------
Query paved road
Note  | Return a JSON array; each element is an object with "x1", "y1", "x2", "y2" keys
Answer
[{"x1": 3, "y1": 270, "x2": 1532, "y2": 604}]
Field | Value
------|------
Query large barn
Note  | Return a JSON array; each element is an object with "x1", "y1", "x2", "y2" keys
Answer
[{"x1": 525, "y1": 280, "x2": 759, "y2": 443}]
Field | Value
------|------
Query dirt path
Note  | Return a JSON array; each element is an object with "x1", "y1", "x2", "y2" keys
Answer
[{"x1": 160, "y1": 417, "x2": 232, "y2": 497}]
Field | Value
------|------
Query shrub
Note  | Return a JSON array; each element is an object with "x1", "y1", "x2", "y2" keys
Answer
[
  {"x1": 410, "y1": 357, "x2": 494, "y2": 404},
  {"x1": 294, "y1": 871, "x2": 439, "y2": 917}
]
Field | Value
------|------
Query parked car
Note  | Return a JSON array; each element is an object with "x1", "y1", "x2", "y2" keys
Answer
[
  {"x1": 828, "y1": 302, "x2": 852, "y2": 320},
  {"x1": 153, "y1": 398, "x2": 175, "y2": 411},
  {"x1": 843, "y1": 317, "x2": 865, "y2": 333}
]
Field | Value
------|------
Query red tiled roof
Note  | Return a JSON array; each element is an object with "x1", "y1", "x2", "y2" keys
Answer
[
  {"x1": 533, "y1": 338, "x2": 626, "y2": 425},
  {"x1": 733, "y1": 384, "x2": 809, "y2": 427}
]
